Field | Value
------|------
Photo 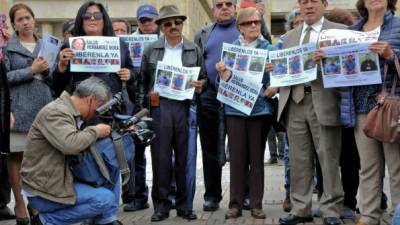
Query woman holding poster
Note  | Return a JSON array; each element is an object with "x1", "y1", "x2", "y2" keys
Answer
[
  {"x1": 315, "y1": 1, "x2": 400, "y2": 225},
  {"x1": 215, "y1": 8, "x2": 276, "y2": 220},
  {"x1": 2, "y1": 4, "x2": 54, "y2": 224},
  {"x1": 53, "y1": 1, "x2": 134, "y2": 114}
]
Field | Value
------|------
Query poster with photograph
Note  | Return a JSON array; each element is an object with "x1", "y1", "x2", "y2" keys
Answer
[
  {"x1": 154, "y1": 61, "x2": 200, "y2": 101},
  {"x1": 269, "y1": 43, "x2": 317, "y2": 87},
  {"x1": 318, "y1": 27, "x2": 380, "y2": 48},
  {"x1": 69, "y1": 36, "x2": 121, "y2": 73},
  {"x1": 321, "y1": 42, "x2": 381, "y2": 88},
  {"x1": 0, "y1": 13, "x2": 8, "y2": 48},
  {"x1": 217, "y1": 43, "x2": 268, "y2": 115},
  {"x1": 38, "y1": 34, "x2": 62, "y2": 69},
  {"x1": 119, "y1": 34, "x2": 158, "y2": 67}
]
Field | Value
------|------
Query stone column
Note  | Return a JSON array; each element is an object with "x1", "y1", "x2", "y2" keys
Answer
[{"x1": 263, "y1": 0, "x2": 272, "y2": 31}]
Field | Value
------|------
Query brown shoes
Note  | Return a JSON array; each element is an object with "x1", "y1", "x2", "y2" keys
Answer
[
  {"x1": 251, "y1": 208, "x2": 266, "y2": 219},
  {"x1": 225, "y1": 208, "x2": 242, "y2": 219}
]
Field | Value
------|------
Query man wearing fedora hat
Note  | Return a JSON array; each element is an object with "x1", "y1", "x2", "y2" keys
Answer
[{"x1": 137, "y1": 5, "x2": 206, "y2": 222}]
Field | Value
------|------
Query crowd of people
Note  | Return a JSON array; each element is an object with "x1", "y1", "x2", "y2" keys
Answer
[{"x1": 0, "y1": 0, "x2": 399, "y2": 225}]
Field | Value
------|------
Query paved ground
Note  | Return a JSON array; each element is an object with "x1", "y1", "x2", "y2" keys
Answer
[{"x1": 0, "y1": 140, "x2": 393, "y2": 225}]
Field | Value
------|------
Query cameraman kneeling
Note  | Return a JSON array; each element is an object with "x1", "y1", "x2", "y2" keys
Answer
[{"x1": 20, "y1": 77, "x2": 113, "y2": 225}]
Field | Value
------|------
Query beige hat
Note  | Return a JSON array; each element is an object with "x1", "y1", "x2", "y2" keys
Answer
[{"x1": 155, "y1": 5, "x2": 187, "y2": 25}]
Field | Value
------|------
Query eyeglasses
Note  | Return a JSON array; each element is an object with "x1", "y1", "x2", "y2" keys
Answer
[
  {"x1": 215, "y1": 2, "x2": 234, "y2": 9},
  {"x1": 82, "y1": 12, "x2": 103, "y2": 21},
  {"x1": 162, "y1": 19, "x2": 183, "y2": 28},
  {"x1": 239, "y1": 20, "x2": 260, "y2": 27}
]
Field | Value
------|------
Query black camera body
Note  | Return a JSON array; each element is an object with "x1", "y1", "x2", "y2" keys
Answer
[{"x1": 96, "y1": 92, "x2": 155, "y2": 146}]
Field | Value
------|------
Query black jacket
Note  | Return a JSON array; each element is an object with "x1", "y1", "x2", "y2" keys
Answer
[
  {"x1": 137, "y1": 36, "x2": 206, "y2": 109},
  {"x1": 0, "y1": 61, "x2": 10, "y2": 154}
]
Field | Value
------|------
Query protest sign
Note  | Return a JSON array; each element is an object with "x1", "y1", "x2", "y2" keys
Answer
[
  {"x1": 119, "y1": 34, "x2": 158, "y2": 67},
  {"x1": 217, "y1": 43, "x2": 267, "y2": 115},
  {"x1": 154, "y1": 61, "x2": 200, "y2": 101},
  {"x1": 70, "y1": 36, "x2": 121, "y2": 73},
  {"x1": 38, "y1": 34, "x2": 62, "y2": 69},
  {"x1": 321, "y1": 42, "x2": 381, "y2": 88},
  {"x1": 318, "y1": 27, "x2": 380, "y2": 48},
  {"x1": 0, "y1": 13, "x2": 8, "y2": 48},
  {"x1": 269, "y1": 43, "x2": 317, "y2": 87}
]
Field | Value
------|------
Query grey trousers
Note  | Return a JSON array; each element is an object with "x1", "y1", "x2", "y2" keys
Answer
[
  {"x1": 354, "y1": 114, "x2": 400, "y2": 225},
  {"x1": 286, "y1": 94, "x2": 343, "y2": 218}
]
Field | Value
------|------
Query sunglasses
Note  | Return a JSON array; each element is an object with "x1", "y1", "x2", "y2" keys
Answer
[
  {"x1": 82, "y1": 12, "x2": 103, "y2": 21},
  {"x1": 162, "y1": 19, "x2": 183, "y2": 28},
  {"x1": 239, "y1": 20, "x2": 261, "y2": 27},
  {"x1": 215, "y1": 2, "x2": 234, "y2": 9}
]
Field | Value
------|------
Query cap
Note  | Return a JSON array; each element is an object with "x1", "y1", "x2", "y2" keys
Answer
[{"x1": 137, "y1": 4, "x2": 158, "y2": 21}]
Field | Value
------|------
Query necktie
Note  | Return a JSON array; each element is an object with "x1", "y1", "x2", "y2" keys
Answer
[{"x1": 292, "y1": 26, "x2": 312, "y2": 104}]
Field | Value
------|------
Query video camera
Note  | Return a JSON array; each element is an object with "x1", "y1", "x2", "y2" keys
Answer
[{"x1": 96, "y1": 92, "x2": 155, "y2": 146}]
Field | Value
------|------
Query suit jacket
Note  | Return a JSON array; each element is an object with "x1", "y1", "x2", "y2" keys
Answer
[{"x1": 277, "y1": 19, "x2": 347, "y2": 127}]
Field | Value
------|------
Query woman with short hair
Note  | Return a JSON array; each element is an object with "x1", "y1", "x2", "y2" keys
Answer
[{"x1": 215, "y1": 7, "x2": 276, "y2": 219}]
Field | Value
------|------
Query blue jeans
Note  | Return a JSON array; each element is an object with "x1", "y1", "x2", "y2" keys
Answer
[
  {"x1": 393, "y1": 204, "x2": 400, "y2": 225},
  {"x1": 186, "y1": 105, "x2": 197, "y2": 210},
  {"x1": 28, "y1": 182, "x2": 116, "y2": 225},
  {"x1": 283, "y1": 133, "x2": 290, "y2": 195}
]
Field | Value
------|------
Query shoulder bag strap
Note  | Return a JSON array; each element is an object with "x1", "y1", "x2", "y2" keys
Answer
[
  {"x1": 89, "y1": 143, "x2": 112, "y2": 182},
  {"x1": 111, "y1": 131, "x2": 130, "y2": 186}
]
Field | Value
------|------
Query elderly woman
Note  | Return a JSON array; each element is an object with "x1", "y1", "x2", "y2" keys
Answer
[
  {"x1": 2, "y1": 4, "x2": 53, "y2": 224},
  {"x1": 215, "y1": 8, "x2": 276, "y2": 219},
  {"x1": 314, "y1": 1, "x2": 400, "y2": 225}
]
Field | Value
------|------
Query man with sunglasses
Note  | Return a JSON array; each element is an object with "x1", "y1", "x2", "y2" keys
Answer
[
  {"x1": 137, "y1": 5, "x2": 206, "y2": 222},
  {"x1": 121, "y1": 4, "x2": 159, "y2": 214},
  {"x1": 194, "y1": 0, "x2": 240, "y2": 212}
]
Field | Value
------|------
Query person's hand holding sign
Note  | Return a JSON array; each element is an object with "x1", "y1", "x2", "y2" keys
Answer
[
  {"x1": 191, "y1": 80, "x2": 202, "y2": 93},
  {"x1": 58, "y1": 48, "x2": 74, "y2": 72},
  {"x1": 369, "y1": 41, "x2": 394, "y2": 59},
  {"x1": 32, "y1": 57, "x2": 49, "y2": 74},
  {"x1": 216, "y1": 61, "x2": 232, "y2": 82},
  {"x1": 265, "y1": 63, "x2": 274, "y2": 72},
  {"x1": 312, "y1": 48, "x2": 325, "y2": 64},
  {"x1": 117, "y1": 68, "x2": 131, "y2": 81}
]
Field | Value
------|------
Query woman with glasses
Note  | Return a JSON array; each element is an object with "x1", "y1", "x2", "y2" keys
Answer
[
  {"x1": 215, "y1": 7, "x2": 276, "y2": 219},
  {"x1": 2, "y1": 3, "x2": 54, "y2": 224},
  {"x1": 53, "y1": 1, "x2": 134, "y2": 115}
]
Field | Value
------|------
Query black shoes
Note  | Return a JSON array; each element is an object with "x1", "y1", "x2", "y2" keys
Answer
[
  {"x1": 151, "y1": 212, "x2": 169, "y2": 222},
  {"x1": 176, "y1": 209, "x2": 197, "y2": 221},
  {"x1": 123, "y1": 202, "x2": 149, "y2": 212},
  {"x1": 279, "y1": 214, "x2": 314, "y2": 225},
  {"x1": 323, "y1": 217, "x2": 341, "y2": 225},
  {"x1": 203, "y1": 201, "x2": 219, "y2": 211}
]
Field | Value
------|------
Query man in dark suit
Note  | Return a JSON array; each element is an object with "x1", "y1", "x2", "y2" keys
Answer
[{"x1": 277, "y1": 1, "x2": 346, "y2": 225}]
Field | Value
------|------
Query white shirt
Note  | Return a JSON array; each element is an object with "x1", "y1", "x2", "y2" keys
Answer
[
  {"x1": 162, "y1": 38, "x2": 183, "y2": 67},
  {"x1": 299, "y1": 17, "x2": 325, "y2": 45}
]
